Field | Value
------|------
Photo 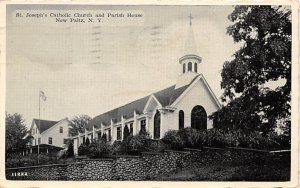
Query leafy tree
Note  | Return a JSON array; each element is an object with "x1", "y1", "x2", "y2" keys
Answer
[
  {"x1": 69, "y1": 115, "x2": 92, "y2": 136},
  {"x1": 5, "y1": 112, "x2": 31, "y2": 154},
  {"x1": 211, "y1": 6, "x2": 291, "y2": 134},
  {"x1": 123, "y1": 125, "x2": 130, "y2": 140}
]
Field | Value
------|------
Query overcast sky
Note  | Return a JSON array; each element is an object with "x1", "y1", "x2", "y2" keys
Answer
[{"x1": 6, "y1": 5, "x2": 242, "y2": 128}]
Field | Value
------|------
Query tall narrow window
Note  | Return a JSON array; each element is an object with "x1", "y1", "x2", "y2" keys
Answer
[
  {"x1": 153, "y1": 110, "x2": 161, "y2": 139},
  {"x1": 108, "y1": 129, "x2": 112, "y2": 141},
  {"x1": 129, "y1": 123, "x2": 133, "y2": 134},
  {"x1": 59, "y1": 127, "x2": 63, "y2": 133},
  {"x1": 98, "y1": 131, "x2": 102, "y2": 139},
  {"x1": 188, "y1": 62, "x2": 192, "y2": 71},
  {"x1": 183, "y1": 63, "x2": 186, "y2": 73},
  {"x1": 140, "y1": 119, "x2": 146, "y2": 133},
  {"x1": 179, "y1": 110, "x2": 184, "y2": 130},
  {"x1": 194, "y1": 63, "x2": 197, "y2": 73},
  {"x1": 48, "y1": 137, "x2": 52, "y2": 144},
  {"x1": 36, "y1": 128, "x2": 37, "y2": 134},
  {"x1": 38, "y1": 138, "x2": 41, "y2": 144},
  {"x1": 117, "y1": 127, "x2": 121, "y2": 140},
  {"x1": 35, "y1": 139, "x2": 36, "y2": 145}
]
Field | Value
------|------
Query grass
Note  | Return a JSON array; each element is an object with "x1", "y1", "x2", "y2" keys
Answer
[{"x1": 154, "y1": 153, "x2": 290, "y2": 181}]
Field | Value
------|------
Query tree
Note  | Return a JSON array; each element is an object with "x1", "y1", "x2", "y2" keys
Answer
[
  {"x1": 5, "y1": 112, "x2": 31, "y2": 154},
  {"x1": 69, "y1": 115, "x2": 92, "y2": 136},
  {"x1": 211, "y1": 6, "x2": 291, "y2": 134},
  {"x1": 123, "y1": 125, "x2": 130, "y2": 140}
]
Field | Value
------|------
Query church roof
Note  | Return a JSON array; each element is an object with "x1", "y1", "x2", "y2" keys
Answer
[
  {"x1": 86, "y1": 75, "x2": 200, "y2": 131},
  {"x1": 31, "y1": 119, "x2": 59, "y2": 133}
]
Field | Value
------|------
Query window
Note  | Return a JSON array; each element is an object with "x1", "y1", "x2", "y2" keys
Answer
[
  {"x1": 35, "y1": 139, "x2": 36, "y2": 145},
  {"x1": 36, "y1": 128, "x2": 37, "y2": 134},
  {"x1": 194, "y1": 63, "x2": 197, "y2": 73},
  {"x1": 32, "y1": 129, "x2": 35, "y2": 135},
  {"x1": 98, "y1": 131, "x2": 102, "y2": 139},
  {"x1": 188, "y1": 62, "x2": 192, "y2": 71},
  {"x1": 38, "y1": 138, "x2": 41, "y2": 144},
  {"x1": 191, "y1": 105, "x2": 207, "y2": 130},
  {"x1": 63, "y1": 139, "x2": 68, "y2": 144},
  {"x1": 129, "y1": 123, "x2": 133, "y2": 134},
  {"x1": 179, "y1": 110, "x2": 184, "y2": 130},
  {"x1": 82, "y1": 136, "x2": 85, "y2": 144},
  {"x1": 140, "y1": 119, "x2": 146, "y2": 133},
  {"x1": 91, "y1": 134, "x2": 93, "y2": 141},
  {"x1": 117, "y1": 127, "x2": 122, "y2": 140},
  {"x1": 108, "y1": 129, "x2": 112, "y2": 141},
  {"x1": 48, "y1": 137, "x2": 52, "y2": 144},
  {"x1": 154, "y1": 110, "x2": 161, "y2": 139},
  {"x1": 183, "y1": 63, "x2": 186, "y2": 73},
  {"x1": 59, "y1": 127, "x2": 63, "y2": 133}
]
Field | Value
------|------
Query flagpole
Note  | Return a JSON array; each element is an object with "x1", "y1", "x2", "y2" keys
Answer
[{"x1": 38, "y1": 91, "x2": 40, "y2": 164}]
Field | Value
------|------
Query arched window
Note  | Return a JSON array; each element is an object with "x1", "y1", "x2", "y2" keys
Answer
[
  {"x1": 179, "y1": 110, "x2": 184, "y2": 130},
  {"x1": 153, "y1": 110, "x2": 161, "y2": 139},
  {"x1": 188, "y1": 62, "x2": 192, "y2": 72},
  {"x1": 183, "y1": 63, "x2": 186, "y2": 73},
  {"x1": 191, "y1": 105, "x2": 207, "y2": 130},
  {"x1": 194, "y1": 63, "x2": 197, "y2": 73}
]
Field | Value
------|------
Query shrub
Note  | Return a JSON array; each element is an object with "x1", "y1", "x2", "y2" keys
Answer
[
  {"x1": 112, "y1": 132, "x2": 151, "y2": 155},
  {"x1": 178, "y1": 128, "x2": 205, "y2": 149},
  {"x1": 78, "y1": 144, "x2": 89, "y2": 156},
  {"x1": 88, "y1": 139, "x2": 110, "y2": 158},
  {"x1": 161, "y1": 130, "x2": 184, "y2": 150}
]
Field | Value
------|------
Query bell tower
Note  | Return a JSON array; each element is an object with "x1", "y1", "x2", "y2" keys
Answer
[{"x1": 175, "y1": 14, "x2": 202, "y2": 89}]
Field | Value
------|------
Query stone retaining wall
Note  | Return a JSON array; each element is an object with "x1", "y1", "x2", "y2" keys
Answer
[{"x1": 6, "y1": 148, "x2": 275, "y2": 180}]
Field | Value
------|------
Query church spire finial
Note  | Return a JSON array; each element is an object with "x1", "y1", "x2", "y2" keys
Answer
[{"x1": 188, "y1": 13, "x2": 193, "y2": 26}]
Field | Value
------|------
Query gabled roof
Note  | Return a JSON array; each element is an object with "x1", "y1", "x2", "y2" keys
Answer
[
  {"x1": 86, "y1": 75, "x2": 201, "y2": 131},
  {"x1": 31, "y1": 119, "x2": 58, "y2": 134}
]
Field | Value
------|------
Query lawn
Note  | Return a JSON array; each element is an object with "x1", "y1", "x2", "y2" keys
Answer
[{"x1": 155, "y1": 152, "x2": 290, "y2": 181}]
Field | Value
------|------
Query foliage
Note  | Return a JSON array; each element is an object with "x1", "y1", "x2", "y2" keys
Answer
[
  {"x1": 211, "y1": 6, "x2": 291, "y2": 134},
  {"x1": 161, "y1": 130, "x2": 184, "y2": 150},
  {"x1": 123, "y1": 125, "x2": 130, "y2": 140},
  {"x1": 161, "y1": 128, "x2": 290, "y2": 151},
  {"x1": 87, "y1": 139, "x2": 110, "y2": 158},
  {"x1": 67, "y1": 141, "x2": 74, "y2": 158},
  {"x1": 78, "y1": 144, "x2": 89, "y2": 156},
  {"x1": 69, "y1": 115, "x2": 92, "y2": 136},
  {"x1": 178, "y1": 128, "x2": 205, "y2": 149},
  {"x1": 5, "y1": 112, "x2": 31, "y2": 155}
]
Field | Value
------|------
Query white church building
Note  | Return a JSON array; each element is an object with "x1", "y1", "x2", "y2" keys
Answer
[{"x1": 71, "y1": 23, "x2": 221, "y2": 155}]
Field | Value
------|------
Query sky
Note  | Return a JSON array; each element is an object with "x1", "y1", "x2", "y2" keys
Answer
[{"x1": 6, "y1": 5, "x2": 242, "y2": 128}]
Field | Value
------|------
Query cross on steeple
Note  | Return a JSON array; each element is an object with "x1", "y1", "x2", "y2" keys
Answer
[{"x1": 188, "y1": 13, "x2": 193, "y2": 26}]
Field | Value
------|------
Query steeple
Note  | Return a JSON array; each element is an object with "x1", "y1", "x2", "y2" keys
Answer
[
  {"x1": 175, "y1": 14, "x2": 202, "y2": 89},
  {"x1": 184, "y1": 15, "x2": 198, "y2": 55}
]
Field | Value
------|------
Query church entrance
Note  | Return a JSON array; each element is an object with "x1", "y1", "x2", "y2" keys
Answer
[
  {"x1": 191, "y1": 105, "x2": 207, "y2": 130},
  {"x1": 153, "y1": 110, "x2": 161, "y2": 139}
]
